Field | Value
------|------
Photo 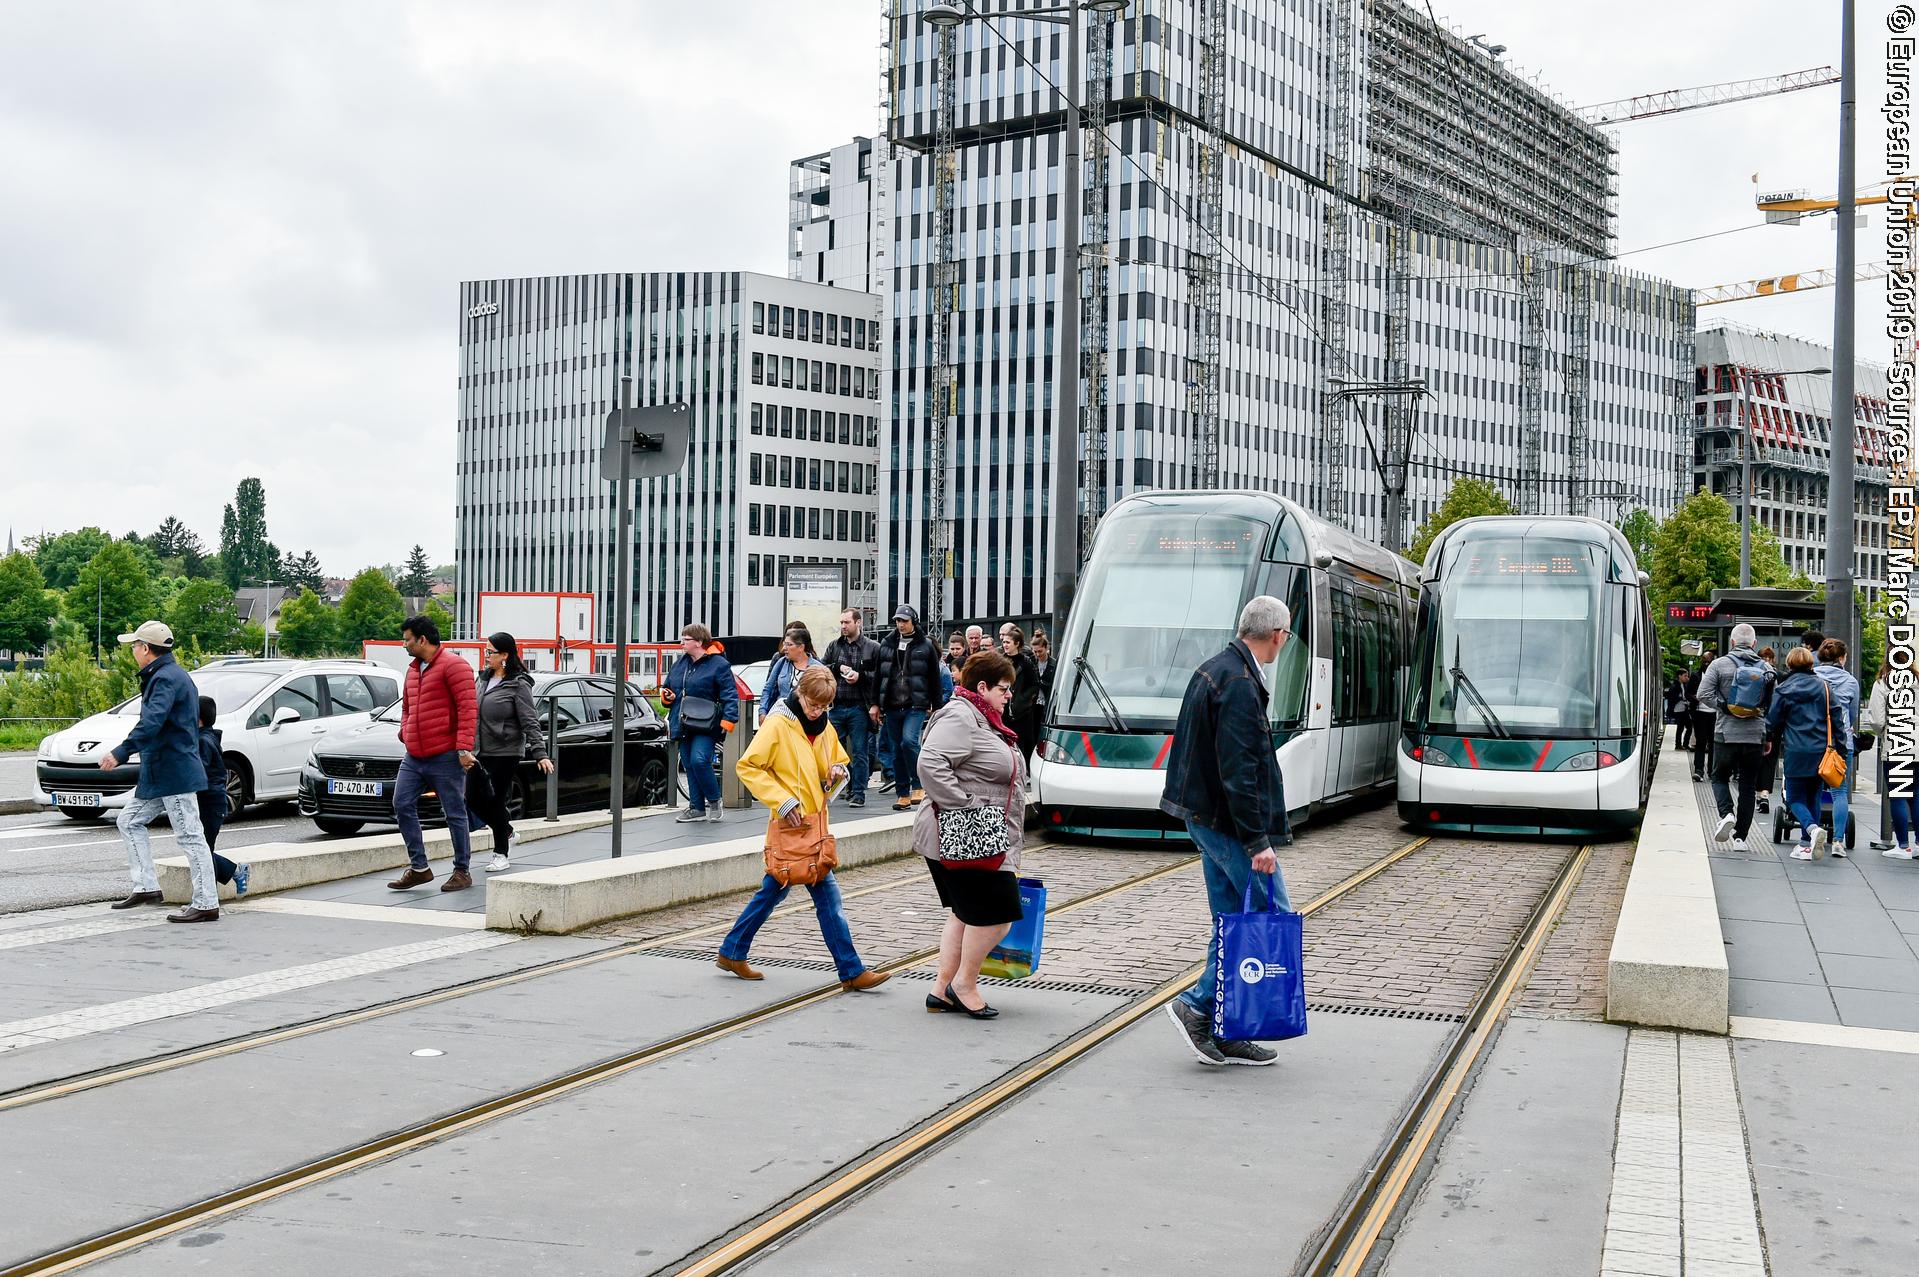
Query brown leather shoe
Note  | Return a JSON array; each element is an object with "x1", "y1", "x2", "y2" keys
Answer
[
  {"x1": 111, "y1": 891, "x2": 164, "y2": 910},
  {"x1": 842, "y1": 969, "x2": 892, "y2": 992},
  {"x1": 440, "y1": 870, "x2": 474, "y2": 892},
  {"x1": 167, "y1": 906, "x2": 220, "y2": 923},
  {"x1": 893, "y1": 796, "x2": 915, "y2": 812},
  {"x1": 387, "y1": 866, "x2": 434, "y2": 890},
  {"x1": 716, "y1": 955, "x2": 764, "y2": 980}
]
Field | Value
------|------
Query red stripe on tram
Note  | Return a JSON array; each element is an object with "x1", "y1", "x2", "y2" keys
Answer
[
  {"x1": 1080, "y1": 732, "x2": 1100, "y2": 766},
  {"x1": 1532, "y1": 742, "x2": 1554, "y2": 771},
  {"x1": 1152, "y1": 736, "x2": 1174, "y2": 770},
  {"x1": 1460, "y1": 738, "x2": 1481, "y2": 769}
]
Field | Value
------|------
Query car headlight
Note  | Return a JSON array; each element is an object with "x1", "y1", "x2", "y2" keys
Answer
[{"x1": 38, "y1": 737, "x2": 54, "y2": 759}]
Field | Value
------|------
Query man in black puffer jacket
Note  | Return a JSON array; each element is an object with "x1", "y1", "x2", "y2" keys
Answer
[{"x1": 875, "y1": 605, "x2": 942, "y2": 812}]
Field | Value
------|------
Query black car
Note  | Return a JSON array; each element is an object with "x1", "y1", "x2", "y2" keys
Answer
[{"x1": 298, "y1": 673, "x2": 670, "y2": 836}]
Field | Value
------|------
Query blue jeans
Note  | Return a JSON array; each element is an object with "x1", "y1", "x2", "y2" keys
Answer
[
  {"x1": 1830, "y1": 751, "x2": 1855, "y2": 844},
  {"x1": 1892, "y1": 789, "x2": 1919, "y2": 846},
  {"x1": 1178, "y1": 818, "x2": 1292, "y2": 1020},
  {"x1": 396, "y1": 751, "x2": 472, "y2": 872},
  {"x1": 828, "y1": 706, "x2": 870, "y2": 800},
  {"x1": 117, "y1": 792, "x2": 217, "y2": 910},
  {"x1": 884, "y1": 708, "x2": 927, "y2": 795},
  {"x1": 679, "y1": 733, "x2": 721, "y2": 812},
  {"x1": 1784, "y1": 774, "x2": 1824, "y2": 845},
  {"x1": 720, "y1": 872, "x2": 865, "y2": 981}
]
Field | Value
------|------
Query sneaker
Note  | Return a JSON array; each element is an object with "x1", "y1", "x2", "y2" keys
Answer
[
  {"x1": 675, "y1": 808, "x2": 706, "y2": 824},
  {"x1": 234, "y1": 864, "x2": 251, "y2": 897},
  {"x1": 486, "y1": 852, "x2": 510, "y2": 873},
  {"x1": 1164, "y1": 1001, "x2": 1227, "y2": 1067},
  {"x1": 1217, "y1": 1039, "x2": 1279, "y2": 1067},
  {"x1": 1831, "y1": 843, "x2": 1848, "y2": 859},
  {"x1": 848, "y1": 794, "x2": 865, "y2": 808},
  {"x1": 706, "y1": 807, "x2": 724, "y2": 822},
  {"x1": 1714, "y1": 812, "x2": 1736, "y2": 841},
  {"x1": 1730, "y1": 837, "x2": 1747, "y2": 853},
  {"x1": 1810, "y1": 825, "x2": 1829, "y2": 859},
  {"x1": 1757, "y1": 796, "x2": 1771, "y2": 813},
  {"x1": 1790, "y1": 846, "x2": 1814, "y2": 861},
  {"x1": 1883, "y1": 845, "x2": 1916, "y2": 860}
]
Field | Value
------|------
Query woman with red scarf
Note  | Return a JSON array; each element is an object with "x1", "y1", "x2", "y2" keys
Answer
[{"x1": 913, "y1": 649, "x2": 1026, "y2": 1020}]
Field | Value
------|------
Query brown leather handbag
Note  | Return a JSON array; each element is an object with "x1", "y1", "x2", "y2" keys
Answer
[
  {"x1": 1817, "y1": 683, "x2": 1848, "y2": 789},
  {"x1": 764, "y1": 811, "x2": 839, "y2": 887}
]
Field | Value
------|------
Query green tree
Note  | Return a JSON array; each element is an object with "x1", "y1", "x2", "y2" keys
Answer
[
  {"x1": 396, "y1": 545, "x2": 435, "y2": 597},
  {"x1": 219, "y1": 478, "x2": 277, "y2": 589},
  {"x1": 148, "y1": 517, "x2": 209, "y2": 578},
  {"x1": 1406, "y1": 479, "x2": 1514, "y2": 563},
  {"x1": 1646, "y1": 491, "x2": 1794, "y2": 669},
  {"x1": 276, "y1": 588, "x2": 339, "y2": 657},
  {"x1": 239, "y1": 621, "x2": 268, "y2": 657},
  {"x1": 166, "y1": 579, "x2": 242, "y2": 652},
  {"x1": 423, "y1": 595, "x2": 456, "y2": 641},
  {"x1": 31, "y1": 528, "x2": 112, "y2": 591},
  {"x1": 1617, "y1": 508, "x2": 1659, "y2": 575},
  {"x1": 337, "y1": 568, "x2": 406, "y2": 649},
  {"x1": 282, "y1": 550, "x2": 325, "y2": 594},
  {"x1": 65, "y1": 542, "x2": 158, "y2": 658},
  {"x1": 0, "y1": 553, "x2": 57, "y2": 655}
]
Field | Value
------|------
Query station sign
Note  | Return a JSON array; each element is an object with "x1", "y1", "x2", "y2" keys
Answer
[{"x1": 1665, "y1": 602, "x2": 1717, "y2": 626}]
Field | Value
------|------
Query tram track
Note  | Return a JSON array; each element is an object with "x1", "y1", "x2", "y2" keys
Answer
[
  {"x1": 661, "y1": 837, "x2": 1590, "y2": 1277},
  {"x1": 0, "y1": 845, "x2": 1225, "y2": 1277}
]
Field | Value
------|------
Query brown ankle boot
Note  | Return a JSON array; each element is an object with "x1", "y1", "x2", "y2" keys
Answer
[
  {"x1": 716, "y1": 955, "x2": 764, "y2": 980},
  {"x1": 842, "y1": 969, "x2": 892, "y2": 992}
]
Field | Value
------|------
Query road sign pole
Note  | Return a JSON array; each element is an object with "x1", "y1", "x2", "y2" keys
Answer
[{"x1": 610, "y1": 415, "x2": 632, "y2": 860}]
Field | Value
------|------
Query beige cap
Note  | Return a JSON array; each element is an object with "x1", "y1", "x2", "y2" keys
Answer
[{"x1": 118, "y1": 620, "x2": 175, "y2": 648}]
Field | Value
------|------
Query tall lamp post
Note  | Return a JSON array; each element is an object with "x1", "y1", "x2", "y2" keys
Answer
[
  {"x1": 922, "y1": 0, "x2": 1128, "y2": 636},
  {"x1": 1737, "y1": 365, "x2": 1830, "y2": 589},
  {"x1": 1824, "y1": 0, "x2": 1859, "y2": 655}
]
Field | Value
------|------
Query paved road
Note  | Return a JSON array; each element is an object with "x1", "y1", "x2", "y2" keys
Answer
[{"x1": 0, "y1": 802, "x2": 334, "y2": 914}]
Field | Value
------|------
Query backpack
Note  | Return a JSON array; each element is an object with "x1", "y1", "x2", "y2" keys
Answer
[{"x1": 1723, "y1": 653, "x2": 1771, "y2": 718}]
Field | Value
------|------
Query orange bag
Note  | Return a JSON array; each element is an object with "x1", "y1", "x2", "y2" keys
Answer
[
  {"x1": 764, "y1": 811, "x2": 839, "y2": 887},
  {"x1": 1817, "y1": 683, "x2": 1848, "y2": 789}
]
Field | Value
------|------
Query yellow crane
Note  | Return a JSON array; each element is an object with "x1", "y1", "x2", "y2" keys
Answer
[
  {"x1": 1696, "y1": 261, "x2": 1888, "y2": 306},
  {"x1": 1755, "y1": 178, "x2": 1903, "y2": 222}
]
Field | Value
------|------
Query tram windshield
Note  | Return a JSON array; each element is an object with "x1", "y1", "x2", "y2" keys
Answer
[
  {"x1": 1419, "y1": 536, "x2": 1605, "y2": 737},
  {"x1": 1057, "y1": 511, "x2": 1274, "y2": 730}
]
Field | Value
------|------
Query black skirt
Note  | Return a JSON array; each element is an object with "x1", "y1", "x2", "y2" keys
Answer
[{"x1": 922, "y1": 857, "x2": 1024, "y2": 927}]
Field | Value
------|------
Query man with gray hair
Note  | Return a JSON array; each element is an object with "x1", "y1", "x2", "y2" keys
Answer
[
  {"x1": 1697, "y1": 623, "x2": 1776, "y2": 849},
  {"x1": 1158, "y1": 595, "x2": 1295, "y2": 1067}
]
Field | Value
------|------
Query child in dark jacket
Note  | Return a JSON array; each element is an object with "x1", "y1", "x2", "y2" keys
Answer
[{"x1": 197, "y1": 696, "x2": 249, "y2": 897}]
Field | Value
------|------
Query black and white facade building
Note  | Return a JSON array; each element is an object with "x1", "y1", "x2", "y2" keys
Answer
[{"x1": 455, "y1": 272, "x2": 884, "y2": 642}]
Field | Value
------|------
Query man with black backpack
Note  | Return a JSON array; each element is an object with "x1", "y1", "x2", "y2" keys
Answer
[{"x1": 1698, "y1": 624, "x2": 1776, "y2": 850}]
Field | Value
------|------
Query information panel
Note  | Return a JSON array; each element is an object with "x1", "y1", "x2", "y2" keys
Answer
[{"x1": 783, "y1": 564, "x2": 846, "y2": 649}]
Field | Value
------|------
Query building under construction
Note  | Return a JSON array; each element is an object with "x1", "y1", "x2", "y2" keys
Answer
[{"x1": 817, "y1": 0, "x2": 1694, "y2": 624}]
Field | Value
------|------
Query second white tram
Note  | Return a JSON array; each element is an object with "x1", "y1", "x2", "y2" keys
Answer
[{"x1": 1034, "y1": 491, "x2": 1419, "y2": 839}]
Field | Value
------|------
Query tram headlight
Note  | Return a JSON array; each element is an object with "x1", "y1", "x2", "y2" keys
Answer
[
  {"x1": 1555, "y1": 750, "x2": 1620, "y2": 771},
  {"x1": 1038, "y1": 738, "x2": 1070, "y2": 764},
  {"x1": 1411, "y1": 744, "x2": 1458, "y2": 767}
]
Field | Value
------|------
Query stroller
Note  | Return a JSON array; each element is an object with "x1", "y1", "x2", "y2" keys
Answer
[{"x1": 1770, "y1": 786, "x2": 1856, "y2": 851}]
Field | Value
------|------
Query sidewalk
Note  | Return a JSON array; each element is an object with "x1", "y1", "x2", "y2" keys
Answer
[
  {"x1": 0, "y1": 752, "x2": 38, "y2": 814},
  {"x1": 1694, "y1": 757, "x2": 1919, "y2": 1032}
]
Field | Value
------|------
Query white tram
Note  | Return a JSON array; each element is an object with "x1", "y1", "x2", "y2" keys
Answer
[{"x1": 1034, "y1": 491, "x2": 1419, "y2": 839}]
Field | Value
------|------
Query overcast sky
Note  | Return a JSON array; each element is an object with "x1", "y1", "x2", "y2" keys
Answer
[{"x1": 0, "y1": 1, "x2": 1893, "y2": 573}]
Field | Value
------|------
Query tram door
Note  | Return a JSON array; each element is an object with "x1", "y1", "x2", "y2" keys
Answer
[{"x1": 1328, "y1": 581, "x2": 1398, "y2": 794}]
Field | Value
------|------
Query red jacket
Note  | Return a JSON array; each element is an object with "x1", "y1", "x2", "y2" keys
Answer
[{"x1": 401, "y1": 647, "x2": 478, "y2": 759}]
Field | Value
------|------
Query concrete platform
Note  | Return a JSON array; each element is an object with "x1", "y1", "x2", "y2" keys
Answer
[{"x1": 1606, "y1": 732, "x2": 1729, "y2": 1033}]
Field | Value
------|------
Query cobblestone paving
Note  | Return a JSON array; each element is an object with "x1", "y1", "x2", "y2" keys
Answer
[{"x1": 1513, "y1": 836, "x2": 1637, "y2": 1021}]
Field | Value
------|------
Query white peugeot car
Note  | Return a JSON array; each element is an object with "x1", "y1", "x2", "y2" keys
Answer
[{"x1": 34, "y1": 658, "x2": 403, "y2": 820}]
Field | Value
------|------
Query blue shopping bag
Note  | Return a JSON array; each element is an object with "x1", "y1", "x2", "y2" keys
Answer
[
  {"x1": 1212, "y1": 875, "x2": 1307, "y2": 1043},
  {"x1": 979, "y1": 878, "x2": 1046, "y2": 980}
]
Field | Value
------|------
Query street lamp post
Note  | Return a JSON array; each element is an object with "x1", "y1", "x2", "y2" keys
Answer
[
  {"x1": 923, "y1": 0, "x2": 1128, "y2": 636},
  {"x1": 1824, "y1": 0, "x2": 1859, "y2": 655},
  {"x1": 1738, "y1": 365, "x2": 1830, "y2": 589}
]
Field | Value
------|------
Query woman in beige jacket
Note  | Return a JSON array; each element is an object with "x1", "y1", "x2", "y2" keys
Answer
[{"x1": 913, "y1": 650, "x2": 1026, "y2": 1019}]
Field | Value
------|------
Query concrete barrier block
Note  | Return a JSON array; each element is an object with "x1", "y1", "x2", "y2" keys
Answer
[
  {"x1": 1605, "y1": 730, "x2": 1729, "y2": 1034},
  {"x1": 155, "y1": 808, "x2": 656, "y2": 903},
  {"x1": 485, "y1": 812, "x2": 919, "y2": 934}
]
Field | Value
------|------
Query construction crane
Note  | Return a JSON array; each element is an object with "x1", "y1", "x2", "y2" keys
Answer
[
  {"x1": 1575, "y1": 67, "x2": 1838, "y2": 124},
  {"x1": 1697, "y1": 261, "x2": 1889, "y2": 306},
  {"x1": 1756, "y1": 179, "x2": 1901, "y2": 222}
]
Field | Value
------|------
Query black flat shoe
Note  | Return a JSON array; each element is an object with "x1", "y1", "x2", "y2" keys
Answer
[
  {"x1": 952, "y1": 994, "x2": 999, "y2": 1020},
  {"x1": 926, "y1": 992, "x2": 958, "y2": 1013}
]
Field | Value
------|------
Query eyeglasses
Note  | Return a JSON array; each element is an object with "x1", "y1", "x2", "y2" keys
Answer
[{"x1": 994, "y1": 683, "x2": 1013, "y2": 693}]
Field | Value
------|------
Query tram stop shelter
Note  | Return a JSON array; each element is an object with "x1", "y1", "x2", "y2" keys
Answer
[{"x1": 1661, "y1": 587, "x2": 1825, "y2": 658}]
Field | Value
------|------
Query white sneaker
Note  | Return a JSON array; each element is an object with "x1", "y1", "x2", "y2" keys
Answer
[
  {"x1": 1884, "y1": 845, "x2": 1916, "y2": 860},
  {"x1": 1790, "y1": 846, "x2": 1815, "y2": 861},
  {"x1": 1831, "y1": 843, "x2": 1848, "y2": 859},
  {"x1": 1714, "y1": 812, "x2": 1736, "y2": 841},
  {"x1": 706, "y1": 807, "x2": 725, "y2": 823},
  {"x1": 486, "y1": 852, "x2": 510, "y2": 873},
  {"x1": 1730, "y1": 837, "x2": 1748, "y2": 852},
  {"x1": 1809, "y1": 826, "x2": 1829, "y2": 859}
]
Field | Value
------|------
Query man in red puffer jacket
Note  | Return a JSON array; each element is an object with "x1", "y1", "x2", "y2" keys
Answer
[{"x1": 387, "y1": 614, "x2": 480, "y2": 893}]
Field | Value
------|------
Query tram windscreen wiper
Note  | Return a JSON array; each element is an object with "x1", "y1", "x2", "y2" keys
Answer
[
  {"x1": 1072, "y1": 656, "x2": 1129, "y2": 734},
  {"x1": 1448, "y1": 640, "x2": 1510, "y2": 739}
]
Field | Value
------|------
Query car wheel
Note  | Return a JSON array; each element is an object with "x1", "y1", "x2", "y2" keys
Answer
[
  {"x1": 224, "y1": 755, "x2": 252, "y2": 816},
  {"x1": 638, "y1": 756, "x2": 668, "y2": 806},
  {"x1": 59, "y1": 808, "x2": 108, "y2": 822},
  {"x1": 314, "y1": 817, "x2": 364, "y2": 836}
]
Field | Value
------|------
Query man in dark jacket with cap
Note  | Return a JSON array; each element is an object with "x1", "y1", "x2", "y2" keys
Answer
[
  {"x1": 104, "y1": 621, "x2": 221, "y2": 921},
  {"x1": 875, "y1": 604, "x2": 941, "y2": 812}
]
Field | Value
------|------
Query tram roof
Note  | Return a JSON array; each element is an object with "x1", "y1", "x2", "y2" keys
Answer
[
  {"x1": 1421, "y1": 515, "x2": 1644, "y2": 582},
  {"x1": 1100, "y1": 489, "x2": 1419, "y2": 585}
]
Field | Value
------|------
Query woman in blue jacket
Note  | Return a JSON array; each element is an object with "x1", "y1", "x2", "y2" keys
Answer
[
  {"x1": 1766, "y1": 645, "x2": 1853, "y2": 861},
  {"x1": 661, "y1": 623, "x2": 740, "y2": 823}
]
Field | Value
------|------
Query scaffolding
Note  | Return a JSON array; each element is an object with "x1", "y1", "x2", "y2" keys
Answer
[
  {"x1": 1188, "y1": 0, "x2": 1227, "y2": 491},
  {"x1": 1517, "y1": 247, "x2": 1545, "y2": 514},
  {"x1": 927, "y1": 21, "x2": 959, "y2": 631},
  {"x1": 1566, "y1": 264, "x2": 1593, "y2": 516},
  {"x1": 1317, "y1": 0, "x2": 1358, "y2": 526},
  {"x1": 1080, "y1": 10, "x2": 1116, "y2": 551},
  {"x1": 1382, "y1": 218, "x2": 1415, "y2": 545}
]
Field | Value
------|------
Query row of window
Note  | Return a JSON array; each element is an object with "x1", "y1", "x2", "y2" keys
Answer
[
  {"x1": 748, "y1": 554, "x2": 873, "y2": 593},
  {"x1": 749, "y1": 452, "x2": 878, "y2": 496},
  {"x1": 750, "y1": 353, "x2": 876, "y2": 398},
  {"x1": 750, "y1": 403, "x2": 880, "y2": 448},
  {"x1": 747, "y1": 503, "x2": 877, "y2": 546},
  {"x1": 751, "y1": 302, "x2": 872, "y2": 350}
]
